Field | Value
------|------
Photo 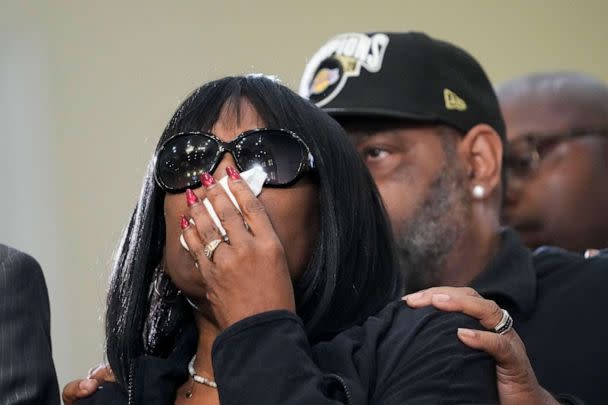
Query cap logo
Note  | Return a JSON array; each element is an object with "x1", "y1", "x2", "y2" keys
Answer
[
  {"x1": 444, "y1": 88, "x2": 467, "y2": 111},
  {"x1": 299, "y1": 33, "x2": 390, "y2": 107}
]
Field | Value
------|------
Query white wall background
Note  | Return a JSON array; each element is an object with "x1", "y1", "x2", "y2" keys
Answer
[{"x1": 2, "y1": 0, "x2": 607, "y2": 389}]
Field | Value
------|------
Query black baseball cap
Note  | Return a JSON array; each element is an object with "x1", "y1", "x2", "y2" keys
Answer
[{"x1": 299, "y1": 31, "x2": 505, "y2": 140}]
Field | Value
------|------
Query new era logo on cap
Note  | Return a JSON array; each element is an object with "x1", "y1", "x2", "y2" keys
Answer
[
  {"x1": 299, "y1": 31, "x2": 505, "y2": 140},
  {"x1": 444, "y1": 89, "x2": 467, "y2": 111}
]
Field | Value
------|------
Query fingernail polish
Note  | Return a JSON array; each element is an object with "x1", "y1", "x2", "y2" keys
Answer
[
  {"x1": 185, "y1": 189, "x2": 199, "y2": 206},
  {"x1": 180, "y1": 215, "x2": 189, "y2": 229},
  {"x1": 226, "y1": 166, "x2": 241, "y2": 180},
  {"x1": 200, "y1": 172, "x2": 216, "y2": 188}
]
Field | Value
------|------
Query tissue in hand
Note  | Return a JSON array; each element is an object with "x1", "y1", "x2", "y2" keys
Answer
[{"x1": 180, "y1": 165, "x2": 267, "y2": 251}]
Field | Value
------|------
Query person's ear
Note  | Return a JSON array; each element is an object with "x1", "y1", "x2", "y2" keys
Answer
[{"x1": 459, "y1": 124, "x2": 503, "y2": 200}]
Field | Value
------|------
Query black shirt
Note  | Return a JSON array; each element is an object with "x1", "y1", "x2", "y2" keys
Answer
[
  {"x1": 78, "y1": 303, "x2": 498, "y2": 404},
  {"x1": 471, "y1": 229, "x2": 608, "y2": 405}
]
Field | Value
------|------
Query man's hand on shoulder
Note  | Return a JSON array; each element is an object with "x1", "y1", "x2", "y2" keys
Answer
[{"x1": 403, "y1": 287, "x2": 561, "y2": 405}]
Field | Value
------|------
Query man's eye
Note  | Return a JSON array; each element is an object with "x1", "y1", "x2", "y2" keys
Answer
[
  {"x1": 536, "y1": 139, "x2": 560, "y2": 159},
  {"x1": 362, "y1": 148, "x2": 389, "y2": 161}
]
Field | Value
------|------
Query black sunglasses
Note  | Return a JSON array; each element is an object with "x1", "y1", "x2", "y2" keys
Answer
[{"x1": 154, "y1": 128, "x2": 316, "y2": 193}]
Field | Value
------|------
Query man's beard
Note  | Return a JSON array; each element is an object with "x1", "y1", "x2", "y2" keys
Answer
[{"x1": 395, "y1": 157, "x2": 472, "y2": 293}]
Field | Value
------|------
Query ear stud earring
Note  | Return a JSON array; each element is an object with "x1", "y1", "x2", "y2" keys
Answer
[{"x1": 472, "y1": 185, "x2": 485, "y2": 199}]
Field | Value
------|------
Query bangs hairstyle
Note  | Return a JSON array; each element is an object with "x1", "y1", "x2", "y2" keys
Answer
[{"x1": 105, "y1": 75, "x2": 401, "y2": 388}]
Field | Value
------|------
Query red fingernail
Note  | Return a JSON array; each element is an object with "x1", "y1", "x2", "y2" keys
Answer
[
  {"x1": 200, "y1": 172, "x2": 216, "y2": 188},
  {"x1": 180, "y1": 215, "x2": 189, "y2": 229},
  {"x1": 185, "y1": 189, "x2": 199, "y2": 206},
  {"x1": 226, "y1": 166, "x2": 241, "y2": 180}
]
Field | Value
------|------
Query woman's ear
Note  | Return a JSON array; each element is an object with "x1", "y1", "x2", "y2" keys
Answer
[{"x1": 458, "y1": 124, "x2": 503, "y2": 201}]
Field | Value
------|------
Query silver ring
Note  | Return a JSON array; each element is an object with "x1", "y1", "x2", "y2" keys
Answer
[
  {"x1": 493, "y1": 309, "x2": 513, "y2": 335},
  {"x1": 203, "y1": 239, "x2": 223, "y2": 262}
]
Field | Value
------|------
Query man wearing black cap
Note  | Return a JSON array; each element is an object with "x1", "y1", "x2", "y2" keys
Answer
[
  {"x1": 301, "y1": 32, "x2": 508, "y2": 293},
  {"x1": 300, "y1": 32, "x2": 607, "y2": 405}
]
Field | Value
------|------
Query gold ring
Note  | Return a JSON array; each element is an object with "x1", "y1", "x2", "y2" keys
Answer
[{"x1": 203, "y1": 239, "x2": 223, "y2": 261}]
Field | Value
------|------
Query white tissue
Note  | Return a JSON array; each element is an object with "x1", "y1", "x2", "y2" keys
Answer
[{"x1": 180, "y1": 165, "x2": 267, "y2": 251}]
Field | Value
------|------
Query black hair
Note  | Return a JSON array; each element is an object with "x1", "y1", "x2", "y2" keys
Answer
[{"x1": 105, "y1": 75, "x2": 401, "y2": 388}]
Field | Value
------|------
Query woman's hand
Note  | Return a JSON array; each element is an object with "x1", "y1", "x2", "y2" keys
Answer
[
  {"x1": 61, "y1": 364, "x2": 114, "y2": 405},
  {"x1": 181, "y1": 169, "x2": 295, "y2": 330},
  {"x1": 403, "y1": 287, "x2": 560, "y2": 405}
]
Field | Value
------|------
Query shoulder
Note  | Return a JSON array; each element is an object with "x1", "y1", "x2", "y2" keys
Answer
[
  {"x1": 0, "y1": 244, "x2": 46, "y2": 295},
  {"x1": 533, "y1": 246, "x2": 608, "y2": 282},
  {"x1": 353, "y1": 300, "x2": 488, "y2": 363},
  {"x1": 376, "y1": 299, "x2": 481, "y2": 335},
  {"x1": 315, "y1": 300, "x2": 483, "y2": 360},
  {"x1": 0, "y1": 243, "x2": 22, "y2": 266},
  {"x1": 0, "y1": 244, "x2": 44, "y2": 275},
  {"x1": 367, "y1": 302, "x2": 497, "y2": 403}
]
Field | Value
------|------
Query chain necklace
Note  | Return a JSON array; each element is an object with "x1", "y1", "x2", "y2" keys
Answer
[{"x1": 185, "y1": 355, "x2": 217, "y2": 398}]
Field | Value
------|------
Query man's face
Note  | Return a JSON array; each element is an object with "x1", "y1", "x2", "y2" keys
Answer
[
  {"x1": 501, "y1": 95, "x2": 608, "y2": 251},
  {"x1": 343, "y1": 121, "x2": 472, "y2": 292}
]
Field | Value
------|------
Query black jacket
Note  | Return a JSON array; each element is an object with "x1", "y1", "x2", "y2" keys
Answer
[
  {"x1": 0, "y1": 244, "x2": 60, "y2": 405},
  {"x1": 471, "y1": 229, "x2": 608, "y2": 405},
  {"x1": 78, "y1": 302, "x2": 498, "y2": 404}
]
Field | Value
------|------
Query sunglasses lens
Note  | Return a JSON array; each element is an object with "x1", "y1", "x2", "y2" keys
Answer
[
  {"x1": 156, "y1": 135, "x2": 219, "y2": 191},
  {"x1": 237, "y1": 130, "x2": 307, "y2": 185}
]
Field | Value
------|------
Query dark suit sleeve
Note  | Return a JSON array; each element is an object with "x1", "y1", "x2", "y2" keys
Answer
[{"x1": 0, "y1": 247, "x2": 60, "y2": 405}]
